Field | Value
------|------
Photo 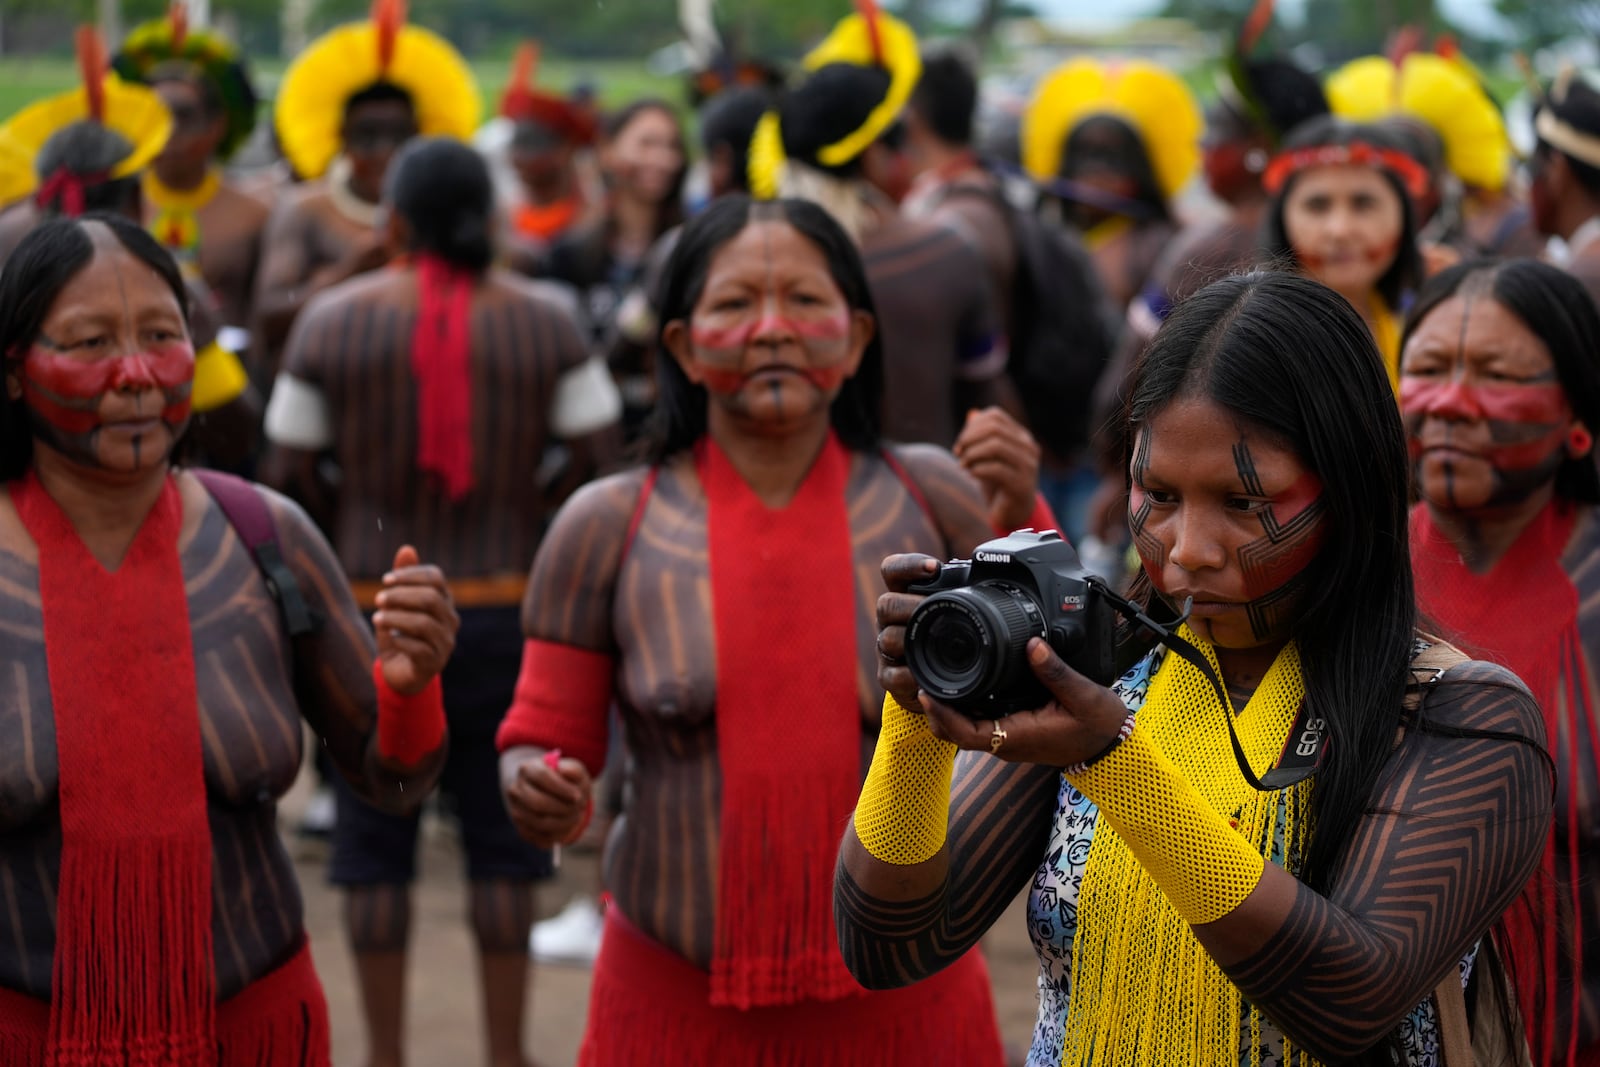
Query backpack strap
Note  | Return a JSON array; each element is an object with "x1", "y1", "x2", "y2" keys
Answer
[
  {"x1": 878, "y1": 448, "x2": 953, "y2": 560},
  {"x1": 191, "y1": 469, "x2": 319, "y2": 638}
]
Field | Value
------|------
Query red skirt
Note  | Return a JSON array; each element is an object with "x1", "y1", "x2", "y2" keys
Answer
[
  {"x1": 580, "y1": 909, "x2": 1006, "y2": 1067},
  {"x1": 0, "y1": 936, "x2": 330, "y2": 1066}
]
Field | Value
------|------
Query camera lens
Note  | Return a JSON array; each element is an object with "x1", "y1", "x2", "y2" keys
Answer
[{"x1": 905, "y1": 583, "x2": 1047, "y2": 712}]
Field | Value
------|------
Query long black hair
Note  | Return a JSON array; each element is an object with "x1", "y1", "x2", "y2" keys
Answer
[
  {"x1": 1403, "y1": 257, "x2": 1600, "y2": 504},
  {"x1": 1061, "y1": 113, "x2": 1171, "y2": 222},
  {"x1": 385, "y1": 137, "x2": 494, "y2": 274},
  {"x1": 646, "y1": 194, "x2": 883, "y2": 461},
  {"x1": 0, "y1": 213, "x2": 189, "y2": 482},
  {"x1": 604, "y1": 98, "x2": 688, "y2": 239},
  {"x1": 1120, "y1": 272, "x2": 1415, "y2": 899},
  {"x1": 1264, "y1": 115, "x2": 1424, "y2": 312}
]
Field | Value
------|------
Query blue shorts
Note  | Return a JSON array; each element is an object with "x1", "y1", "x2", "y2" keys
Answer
[{"x1": 329, "y1": 605, "x2": 554, "y2": 885}]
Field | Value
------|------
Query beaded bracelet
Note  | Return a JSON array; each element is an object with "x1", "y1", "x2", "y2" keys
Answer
[{"x1": 1063, "y1": 709, "x2": 1137, "y2": 776}]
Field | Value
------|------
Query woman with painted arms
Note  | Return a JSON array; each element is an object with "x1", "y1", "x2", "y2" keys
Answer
[{"x1": 837, "y1": 270, "x2": 1553, "y2": 1067}]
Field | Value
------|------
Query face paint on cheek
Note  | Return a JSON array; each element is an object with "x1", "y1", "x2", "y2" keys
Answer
[
  {"x1": 1365, "y1": 234, "x2": 1401, "y2": 267},
  {"x1": 19, "y1": 344, "x2": 195, "y2": 445},
  {"x1": 1236, "y1": 469, "x2": 1328, "y2": 602}
]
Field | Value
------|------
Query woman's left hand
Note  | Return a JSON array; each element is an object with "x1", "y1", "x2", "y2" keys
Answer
[
  {"x1": 921, "y1": 637, "x2": 1129, "y2": 767},
  {"x1": 373, "y1": 545, "x2": 460, "y2": 695},
  {"x1": 952, "y1": 406, "x2": 1041, "y2": 533}
]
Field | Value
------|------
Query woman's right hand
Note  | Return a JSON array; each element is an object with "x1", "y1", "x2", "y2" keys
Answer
[
  {"x1": 876, "y1": 553, "x2": 942, "y2": 711},
  {"x1": 501, "y1": 748, "x2": 594, "y2": 848}
]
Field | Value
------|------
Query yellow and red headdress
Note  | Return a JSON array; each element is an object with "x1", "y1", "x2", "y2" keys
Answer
[
  {"x1": 1325, "y1": 48, "x2": 1511, "y2": 192},
  {"x1": 113, "y1": 4, "x2": 258, "y2": 161},
  {"x1": 273, "y1": 0, "x2": 480, "y2": 180},
  {"x1": 499, "y1": 42, "x2": 596, "y2": 147},
  {"x1": 747, "y1": 0, "x2": 920, "y2": 199},
  {"x1": 1021, "y1": 58, "x2": 1202, "y2": 200},
  {"x1": 0, "y1": 27, "x2": 172, "y2": 212}
]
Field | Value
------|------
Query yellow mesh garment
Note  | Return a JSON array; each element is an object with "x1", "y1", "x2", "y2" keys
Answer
[
  {"x1": 1063, "y1": 628, "x2": 1319, "y2": 1067},
  {"x1": 852, "y1": 693, "x2": 958, "y2": 866}
]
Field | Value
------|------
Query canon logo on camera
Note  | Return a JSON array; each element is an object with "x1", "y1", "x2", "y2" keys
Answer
[{"x1": 974, "y1": 550, "x2": 1011, "y2": 563}]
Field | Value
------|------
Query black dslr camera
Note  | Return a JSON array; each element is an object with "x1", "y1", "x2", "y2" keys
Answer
[{"x1": 904, "y1": 530, "x2": 1118, "y2": 718}]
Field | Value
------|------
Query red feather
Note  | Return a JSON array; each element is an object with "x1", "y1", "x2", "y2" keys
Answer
[
  {"x1": 1387, "y1": 24, "x2": 1424, "y2": 68},
  {"x1": 1238, "y1": 0, "x2": 1275, "y2": 57},
  {"x1": 168, "y1": 1, "x2": 188, "y2": 50},
  {"x1": 511, "y1": 41, "x2": 539, "y2": 90},
  {"x1": 1435, "y1": 33, "x2": 1460, "y2": 60},
  {"x1": 372, "y1": 0, "x2": 406, "y2": 74},
  {"x1": 75, "y1": 26, "x2": 106, "y2": 123},
  {"x1": 853, "y1": 0, "x2": 886, "y2": 67}
]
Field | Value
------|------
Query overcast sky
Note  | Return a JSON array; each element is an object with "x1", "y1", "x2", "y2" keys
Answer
[{"x1": 1033, "y1": 0, "x2": 1503, "y2": 34}]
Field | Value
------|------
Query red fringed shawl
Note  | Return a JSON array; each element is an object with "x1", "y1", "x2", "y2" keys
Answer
[
  {"x1": 1412, "y1": 501, "x2": 1591, "y2": 1066},
  {"x1": 412, "y1": 254, "x2": 477, "y2": 501},
  {"x1": 13, "y1": 472, "x2": 214, "y2": 1065},
  {"x1": 699, "y1": 432, "x2": 865, "y2": 1008}
]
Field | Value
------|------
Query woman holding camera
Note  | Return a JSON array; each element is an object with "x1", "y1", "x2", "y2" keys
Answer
[
  {"x1": 1403, "y1": 258, "x2": 1600, "y2": 1066},
  {"x1": 838, "y1": 271, "x2": 1553, "y2": 1066},
  {"x1": 495, "y1": 194, "x2": 1049, "y2": 1065}
]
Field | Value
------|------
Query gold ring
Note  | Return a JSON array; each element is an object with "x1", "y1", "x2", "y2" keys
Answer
[{"x1": 989, "y1": 724, "x2": 1007, "y2": 755}]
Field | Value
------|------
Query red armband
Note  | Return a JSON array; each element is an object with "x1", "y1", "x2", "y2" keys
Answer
[
  {"x1": 991, "y1": 492, "x2": 1063, "y2": 539},
  {"x1": 374, "y1": 661, "x2": 447, "y2": 765},
  {"x1": 495, "y1": 638, "x2": 614, "y2": 773}
]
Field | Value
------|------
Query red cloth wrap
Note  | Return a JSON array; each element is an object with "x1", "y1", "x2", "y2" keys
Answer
[
  {"x1": 578, "y1": 909, "x2": 1004, "y2": 1067},
  {"x1": 0, "y1": 938, "x2": 331, "y2": 1066},
  {"x1": 412, "y1": 254, "x2": 477, "y2": 501},
  {"x1": 374, "y1": 661, "x2": 446, "y2": 765},
  {"x1": 700, "y1": 432, "x2": 863, "y2": 1008},
  {"x1": 1411, "y1": 501, "x2": 1586, "y2": 1067},
  {"x1": 495, "y1": 639, "x2": 614, "y2": 774},
  {"x1": 12, "y1": 472, "x2": 215, "y2": 1066}
]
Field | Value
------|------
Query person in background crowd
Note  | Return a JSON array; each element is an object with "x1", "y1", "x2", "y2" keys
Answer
[
  {"x1": 840, "y1": 270, "x2": 1551, "y2": 1067},
  {"x1": 261, "y1": 138, "x2": 620, "y2": 1067},
  {"x1": 1530, "y1": 67, "x2": 1600, "y2": 308},
  {"x1": 750, "y1": 3, "x2": 1012, "y2": 448},
  {"x1": 498, "y1": 42, "x2": 599, "y2": 269},
  {"x1": 113, "y1": 6, "x2": 270, "y2": 332},
  {"x1": 1403, "y1": 258, "x2": 1600, "y2": 1067},
  {"x1": 1326, "y1": 48, "x2": 1542, "y2": 267},
  {"x1": 0, "y1": 211, "x2": 458, "y2": 1065},
  {"x1": 1262, "y1": 115, "x2": 1425, "y2": 389},
  {"x1": 498, "y1": 194, "x2": 1056, "y2": 1065},
  {"x1": 253, "y1": 0, "x2": 480, "y2": 381},
  {"x1": 0, "y1": 27, "x2": 259, "y2": 468},
  {"x1": 699, "y1": 84, "x2": 773, "y2": 201},
  {"x1": 544, "y1": 98, "x2": 687, "y2": 440},
  {"x1": 1020, "y1": 57, "x2": 1201, "y2": 314}
]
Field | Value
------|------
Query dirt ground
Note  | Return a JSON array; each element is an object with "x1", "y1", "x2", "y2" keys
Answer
[{"x1": 282, "y1": 768, "x2": 1044, "y2": 1067}]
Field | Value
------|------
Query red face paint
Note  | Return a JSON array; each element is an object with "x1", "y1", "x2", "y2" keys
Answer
[
  {"x1": 1402, "y1": 378, "x2": 1570, "y2": 470},
  {"x1": 1237, "y1": 470, "x2": 1328, "y2": 601},
  {"x1": 688, "y1": 304, "x2": 853, "y2": 396},
  {"x1": 20, "y1": 344, "x2": 194, "y2": 434}
]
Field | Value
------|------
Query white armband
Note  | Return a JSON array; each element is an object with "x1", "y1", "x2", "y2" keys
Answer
[
  {"x1": 549, "y1": 358, "x2": 623, "y2": 439},
  {"x1": 263, "y1": 373, "x2": 335, "y2": 451}
]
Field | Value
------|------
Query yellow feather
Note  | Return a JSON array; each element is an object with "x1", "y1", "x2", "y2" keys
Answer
[
  {"x1": 801, "y1": 10, "x2": 921, "y2": 168},
  {"x1": 0, "y1": 74, "x2": 172, "y2": 193},
  {"x1": 274, "y1": 20, "x2": 480, "y2": 180},
  {"x1": 1022, "y1": 58, "x2": 1201, "y2": 201}
]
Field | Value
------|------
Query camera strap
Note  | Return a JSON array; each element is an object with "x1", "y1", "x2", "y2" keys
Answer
[{"x1": 1089, "y1": 581, "x2": 1323, "y2": 792}]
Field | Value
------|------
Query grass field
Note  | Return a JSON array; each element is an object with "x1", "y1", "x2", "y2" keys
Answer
[{"x1": 0, "y1": 56, "x2": 680, "y2": 121}]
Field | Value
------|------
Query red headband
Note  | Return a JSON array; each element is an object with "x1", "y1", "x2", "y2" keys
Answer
[{"x1": 1262, "y1": 141, "x2": 1431, "y2": 199}]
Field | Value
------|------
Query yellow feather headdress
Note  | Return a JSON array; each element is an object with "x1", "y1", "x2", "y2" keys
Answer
[
  {"x1": 1021, "y1": 58, "x2": 1202, "y2": 201},
  {"x1": 747, "y1": 0, "x2": 920, "y2": 200},
  {"x1": 0, "y1": 28, "x2": 172, "y2": 209},
  {"x1": 1325, "y1": 53, "x2": 1511, "y2": 192},
  {"x1": 273, "y1": 0, "x2": 481, "y2": 180}
]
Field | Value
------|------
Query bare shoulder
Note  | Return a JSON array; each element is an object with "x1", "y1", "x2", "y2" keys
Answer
[
  {"x1": 298, "y1": 270, "x2": 392, "y2": 323},
  {"x1": 546, "y1": 467, "x2": 654, "y2": 544},
  {"x1": 489, "y1": 268, "x2": 584, "y2": 323},
  {"x1": 884, "y1": 444, "x2": 991, "y2": 556},
  {"x1": 215, "y1": 181, "x2": 272, "y2": 227},
  {"x1": 1417, "y1": 655, "x2": 1542, "y2": 739}
]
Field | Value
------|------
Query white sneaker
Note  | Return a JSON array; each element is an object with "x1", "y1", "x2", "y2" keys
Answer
[{"x1": 529, "y1": 896, "x2": 604, "y2": 966}]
